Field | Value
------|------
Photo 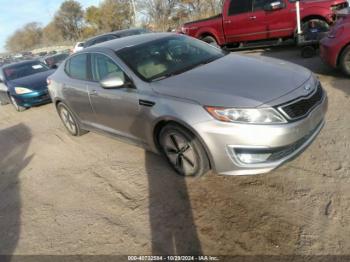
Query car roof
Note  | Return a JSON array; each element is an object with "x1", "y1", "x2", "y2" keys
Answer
[
  {"x1": 44, "y1": 53, "x2": 69, "y2": 59},
  {"x1": 1, "y1": 59, "x2": 39, "y2": 69},
  {"x1": 83, "y1": 32, "x2": 174, "y2": 52},
  {"x1": 85, "y1": 28, "x2": 147, "y2": 42}
]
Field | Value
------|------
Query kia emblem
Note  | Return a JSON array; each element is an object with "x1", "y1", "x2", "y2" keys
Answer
[{"x1": 304, "y1": 84, "x2": 312, "y2": 92}]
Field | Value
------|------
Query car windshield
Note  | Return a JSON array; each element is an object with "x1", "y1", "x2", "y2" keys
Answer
[
  {"x1": 4, "y1": 61, "x2": 49, "y2": 81},
  {"x1": 116, "y1": 35, "x2": 227, "y2": 82}
]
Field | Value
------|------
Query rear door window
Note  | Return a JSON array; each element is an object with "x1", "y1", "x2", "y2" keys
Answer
[
  {"x1": 66, "y1": 54, "x2": 88, "y2": 80},
  {"x1": 104, "y1": 35, "x2": 118, "y2": 41},
  {"x1": 228, "y1": 0, "x2": 253, "y2": 15},
  {"x1": 93, "y1": 36, "x2": 109, "y2": 45}
]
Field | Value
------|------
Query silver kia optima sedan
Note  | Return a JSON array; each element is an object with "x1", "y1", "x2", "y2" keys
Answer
[{"x1": 48, "y1": 33, "x2": 327, "y2": 176}]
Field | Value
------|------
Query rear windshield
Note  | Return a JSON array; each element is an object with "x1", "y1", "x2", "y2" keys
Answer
[
  {"x1": 45, "y1": 54, "x2": 69, "y2": 65},
  {"x1": 4, "y1": 61, "x2": 49, "y2": 81},
  {"x1": 117, "y1": 29, "x2": 150, "y2": 37},
  {"x1": 116, "y1": 35, "x2": 227, "y2": 82}
]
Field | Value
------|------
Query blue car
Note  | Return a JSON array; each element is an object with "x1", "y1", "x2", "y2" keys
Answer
[{"x1": 0, "y1": 60, "x2": 55, "y2": 111}]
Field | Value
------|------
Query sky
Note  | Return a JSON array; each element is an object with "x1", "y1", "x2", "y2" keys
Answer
[{"x1": 0, "y1": 0, "x2": 102, "y2": 52}]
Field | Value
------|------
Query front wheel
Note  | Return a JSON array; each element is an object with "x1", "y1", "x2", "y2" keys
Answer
[
  {"x1": 339, "y1": 45, "x2": 350, "y2": 76},
  {"x1": 159, "y1": 124, "x2": 210, "y2": 177},
  {"x1": 10, "y1": 95, "x2": 27, "y2": 112}
]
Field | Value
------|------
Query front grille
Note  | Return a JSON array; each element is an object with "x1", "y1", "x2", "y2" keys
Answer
[{"x1": 278, "y1": 84, "x2": 324, "y2": 121}]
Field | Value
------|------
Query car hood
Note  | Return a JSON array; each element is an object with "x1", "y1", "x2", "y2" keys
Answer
[
  {"x1": 151, "y1": 54, "x2": 311, "y2": 108},
  {"x1": 7, "y1": 70, "x2": 55, "y2": 91}
]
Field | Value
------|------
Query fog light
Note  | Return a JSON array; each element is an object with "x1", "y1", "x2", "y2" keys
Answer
[{"x1": 236, "y1": 152, "x2": 271, "y2": 164}]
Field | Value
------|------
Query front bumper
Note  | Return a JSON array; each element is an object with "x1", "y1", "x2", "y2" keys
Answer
[
  {"x1": 194, "y1": 95, "x2": 328, "y2": 176},
  {"x1": 320, "y1": 37, "x2": 341, "y2": 68},
  {"x1": 13, "y1": 89, "x2": 51, "y2": 107}
]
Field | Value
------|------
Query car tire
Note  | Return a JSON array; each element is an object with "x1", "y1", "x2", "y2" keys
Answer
[
  {"x1": 301, "y1": 46, "x2": 316, "y2": 58},
  {"x1": 339, "y1": 45, "x2": 350, "y2": 76},
  {"x1": 10, "y1": 95, "x2": 27, "y2": 112},
  {"x1": 159, "y1": 123, "x2": 210, "y2": 177},
  {"x1": 201, "y1": 36, "x2": 220, "y2": 48},
  {"x1": 57, "y1": 103, "x2": 88, "y2": 136}
]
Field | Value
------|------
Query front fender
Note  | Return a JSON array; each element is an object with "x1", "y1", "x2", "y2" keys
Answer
[{"x1": 301, "y1": 6, "x2": 335, "y2": 23}]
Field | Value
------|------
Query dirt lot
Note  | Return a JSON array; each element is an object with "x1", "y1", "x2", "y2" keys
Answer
[{"x1": 0, "y1": 47, "x2": 350, "y2": 257}]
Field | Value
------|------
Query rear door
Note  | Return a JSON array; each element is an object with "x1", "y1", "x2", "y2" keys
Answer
[
  {"x1": 87, "y1": 53, "x2": 141, "y2": 141},
  {"x1": 62, "y1": 53, "x2": 95, "y2": 123},
  {"x1": 223, "y1": 0, "x2": 267, "y2": 43}
]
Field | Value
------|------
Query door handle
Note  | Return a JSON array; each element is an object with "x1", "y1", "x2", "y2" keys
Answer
[
  {"x1": 249, "y1": 16, "x2": 257, "y2": 20},
  {"x1": 89, "y1": 90, "x2": 98, "y2": 96},
  {"x1": 224, "y1": 20, "x2": 231, "y2": 24},
  {"x1": 139, "y1": 100, "x2": 155, "y2": 107}
]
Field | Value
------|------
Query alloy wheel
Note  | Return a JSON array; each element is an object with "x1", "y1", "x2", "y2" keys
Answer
[
  {"x1": 60, "y1": 107, "x2": 77, "y2": 134},
  {"x1": 10, "y1": 96, "x2": 19, "y2": 111},
  {"x1": 162, "y1": 132, "x2": 198, "y2": 175},
  {"x1": 344, "y1": 52, "x2": 350, "y2": 73}
]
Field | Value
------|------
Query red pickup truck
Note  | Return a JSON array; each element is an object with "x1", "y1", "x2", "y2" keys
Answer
[{"x1": 181, "y1": 0, "x2": 348, "y2": 47}]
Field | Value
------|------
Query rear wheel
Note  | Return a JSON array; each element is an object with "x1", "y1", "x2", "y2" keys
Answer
[
  {"x1": 339, "y1": 45, "x2": 350, "y2": 76},
  {"x1": 159, "y1": 124, "x2": 210, "y2": 177},
  {"x1": 201, "y1": 36, "x2": 220, "y2": 48},
  {"x1": 10, "y1": 95, "x2": 27, "y2": 112},
  {"x1": 57, "y1": 103, "x2": 87, "y2": 136},
  {"x1": 301, "y1": 46, "x2": 316, "y2": 58}
]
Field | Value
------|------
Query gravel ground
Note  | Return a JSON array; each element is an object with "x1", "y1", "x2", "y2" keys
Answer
[{"x1": 0, "y1": 47, "x2": 350, "y2": 257}]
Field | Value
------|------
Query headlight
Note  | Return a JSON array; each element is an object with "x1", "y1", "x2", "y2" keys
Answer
[
  {"x1": 15, "y1": 87, "x2": 33, "y2": 94},
  {"x1": 205, "y1": 107, "x2": 287, "y2": 124}
]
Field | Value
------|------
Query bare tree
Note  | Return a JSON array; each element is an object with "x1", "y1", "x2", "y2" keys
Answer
[
  {"x1": 53, "y1": 0, "x2": 84, "y2": 41},
  {"x1": 85, "y1": 0, "x2": 133, "y2": 34},
  {"x1": 137, "y1": 0, "x2": 222, "y2": 31},
  {"x1": 5, "y1": 22, "x2": 42, "y2": 52}
]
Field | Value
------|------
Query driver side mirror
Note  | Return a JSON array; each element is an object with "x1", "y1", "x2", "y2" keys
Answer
[
  {"x1": 264, "y1": 1, "x2": 285, "y2": 11},
  {"x1": 100, "y1": 75, "x2": 126, "y2": 89}
]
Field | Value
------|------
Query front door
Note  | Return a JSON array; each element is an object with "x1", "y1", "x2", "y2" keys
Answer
[{"x1": 88, "y1": 53, "x2": 141, "y2": 141}]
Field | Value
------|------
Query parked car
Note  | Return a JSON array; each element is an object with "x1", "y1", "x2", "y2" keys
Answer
[
  {"x1": 37, "y1": 51, "x2": 48, "y2": 57},
  {"x1": 320, "y1": 9, "x2": 350, "y2": 75},
  {"x1": 83, "y1": 28, "x2": 150, "y2": 48},
  {"x1": 41, "y1": 53, "x2": 70, "y2": 69},
  {"x1": 0, "y1": 60, "x2": 55, "y2": 111},
  {"x1": 48, "y1": 33, "x2": 327, "y2": 177},
  {"x1": 73, "y1": 42, "x2": 84, "y2": 53},
  {"x1": 181, "y1": 0, "x2": 348, "y2": 47}
]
